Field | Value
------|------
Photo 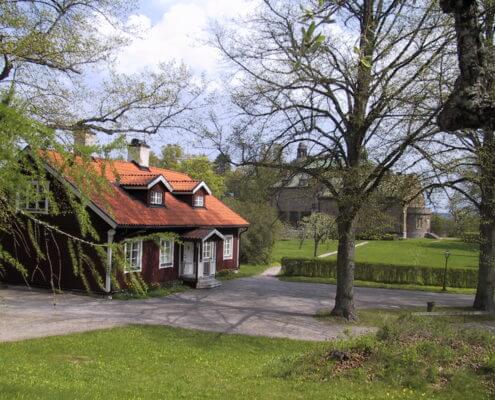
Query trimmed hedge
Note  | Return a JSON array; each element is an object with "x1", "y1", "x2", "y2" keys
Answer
[
  {"x1": 281, "y1": 257, "x2": 478, "y2": 288},
  {"x1": 462, "y1": 231, "x2": 479, "y2": 244}
]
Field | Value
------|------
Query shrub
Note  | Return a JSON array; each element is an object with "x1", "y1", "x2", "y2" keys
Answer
[
  {"x1": 281, "y1": 257, "x2": 478, "y2": 288},
  {"x1": 461, "y1": 231, "x2": 479, "y2": 244}
]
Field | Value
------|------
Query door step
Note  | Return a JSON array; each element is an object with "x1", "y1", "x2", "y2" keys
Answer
[{"x1": 195, "y1": 276, "x2": 222, "y2": 289}]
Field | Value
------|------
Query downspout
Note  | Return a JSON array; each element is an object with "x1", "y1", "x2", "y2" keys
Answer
[{"x1": 105, "y1": 229, "x2": 116, "y2": 297}]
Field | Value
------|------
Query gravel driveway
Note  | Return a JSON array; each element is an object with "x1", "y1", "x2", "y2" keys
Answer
[{"x1": 0, "y1": 275, "x2": 473, "y2": 342}]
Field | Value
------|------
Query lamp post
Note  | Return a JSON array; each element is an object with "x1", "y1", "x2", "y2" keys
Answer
[{"x1": 442, "y1": 250, "x2": 451, "y2": 292}]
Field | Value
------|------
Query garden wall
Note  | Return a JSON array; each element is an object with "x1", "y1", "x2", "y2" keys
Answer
[{"x1": 281, "y1": 257, "x2": 478, "y2": 288}]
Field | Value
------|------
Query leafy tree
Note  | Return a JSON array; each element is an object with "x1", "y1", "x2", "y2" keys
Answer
[
  {"x1": 225, "y1": 199, "x2": 280, "y2": 264},
  {"x1": 432, "y1": 2, "x2": 495, "y2": 310},
  {"x1": 210, "y1": 1, "x2": 450, "y2": 319},
  {"x1": 152, "y1": 144, "x2": 184, "y2": 171},
  {"x1": 179, "y1": 156, "x2": 226, "y2": 197},
  {"x1": 214, "y1": 153, "x2": 232, "y2": 175},
  {"x1": 300, "y1": 213, "x2": 336, "y2": 257},
  {"x1": 0, "y1": 1, "x2": 202, "y2": 293},
  {"x1": 224, "y1": 158, "x2": 284, "y2": 264}
]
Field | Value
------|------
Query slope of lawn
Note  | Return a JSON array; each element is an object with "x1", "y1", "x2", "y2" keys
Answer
[
  {"x1": 273, "y1": 238, "x2": 478, "y2": 269},
  {"x1": 0, "y1": 322, "x2": 493, "y2": 400},
  {"x1": 351, "y1": 238, "x2": 479, "y2": 269},
  {"x1": 271, "y1": 239, "x2": 338, "y2": 263}
]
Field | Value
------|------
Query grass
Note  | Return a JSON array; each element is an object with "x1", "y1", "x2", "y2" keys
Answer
[
  {"x1": 1, "y1": 319, "x2": 494, "y2": 399},
  {"x1": 351, "y1": 238, "x2": 479, "y2": 269},
  {"x1": 271, "y1": 239, "x2": 339, "y2": 263},
  {"x1": 216, "y1": 264, "x2": 269, "y2": 280},
  {"x1": 279, "y1": 275, "x2": 476, "y2": 295},
  {"x1": 113, "y1": 281, "x2": 188, "y2": 300},
  {"x1": 273, "y1": 238, "x2": 479, "y2": 269},
  {"x1": 304, "y1": 309, "x2": 495, "y2": 399}
]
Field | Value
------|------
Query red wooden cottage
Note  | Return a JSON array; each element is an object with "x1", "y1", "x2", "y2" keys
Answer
[{"x1": 1, "y1": 137, "x2": 249, "y2": 292}]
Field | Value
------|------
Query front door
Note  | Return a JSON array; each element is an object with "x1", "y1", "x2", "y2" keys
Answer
[
  {"x1": 182, "y1": 242, "x2": 194, "y2": 276},
  {"x1": 202, "y1": 241, "x2": 216, "y2": 276}
]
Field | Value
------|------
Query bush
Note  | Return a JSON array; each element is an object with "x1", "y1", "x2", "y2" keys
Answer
[
  {"x1": 224, "y1": 199, "x2": 281, "y2": 264},
  {"x1": 355, "y1": 232, "x2": 398, "y2": 241},
  {"x1": 281, "y1": 257, "x2": 478, "y2": 288},
  {"x1": 461, "y1": 231, "x2": 479, "y2": 244}
]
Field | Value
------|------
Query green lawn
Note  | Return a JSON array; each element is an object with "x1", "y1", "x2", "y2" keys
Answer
[
  {"x1": 351, "y1": 238, "x2": 478, "y2": 269},
  {"x1": 217, "y1": 264, "x2": 269, "y2": 280},
  {"x1": 274, "y1": 238, "x2": 479, "y2": 269},
  {"x1": 271, "y1": 239, "x2": 339, "y2": 263},
  {"x1": 1, "y1": 321, "x2": 493, "y2": 399}
]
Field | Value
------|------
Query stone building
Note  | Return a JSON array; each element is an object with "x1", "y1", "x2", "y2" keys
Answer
[{"x1": 273, "y1": 143, "x2": 431, "y2": 238}]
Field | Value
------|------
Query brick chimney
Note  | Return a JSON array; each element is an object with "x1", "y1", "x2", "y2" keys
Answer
[
  {"x1": 74, "y1": 129, "x2": 97, "y2": 148},
  {"x1": 127, "y1": 138, "x2": 150, "y2": 168},
  {"x1": 296, "y1": 142, "x2": 308, "y2": 161}
]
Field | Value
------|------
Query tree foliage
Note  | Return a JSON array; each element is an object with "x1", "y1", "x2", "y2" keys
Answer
[
  {"x1": 299, "y1": 212, "x2": 336, "y2": 257},
  {"x1": 210, "y1": 0, "x2": 451, "y2": 319}
]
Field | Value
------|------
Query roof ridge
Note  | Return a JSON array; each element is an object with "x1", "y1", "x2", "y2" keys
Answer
[{"x1": 118, "y1": 173, "x2": 160, "y2": 176}]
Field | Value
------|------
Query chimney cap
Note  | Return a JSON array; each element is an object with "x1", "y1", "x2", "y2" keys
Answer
[{"x1": 130, "y1": 138, "x2": 150, "y2": 148}]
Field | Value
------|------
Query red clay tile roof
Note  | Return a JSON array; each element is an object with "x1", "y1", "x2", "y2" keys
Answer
[
  {"x1": 118, "y1": 174, "x2": 160, "y2": 186},
  {"x1": 168, "y1": 180, "x2": 201, "y2": 192},
  {"x1": 44, "y1": 150, "x2": 249, "y2": 228}
]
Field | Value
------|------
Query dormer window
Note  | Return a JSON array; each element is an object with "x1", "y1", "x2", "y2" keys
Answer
[
  {"x1": 150, "y1": 191, "x2": 163, "y2": 206},
  {"x1": 193, "y1": 194, "x2": 204, "y2": 207}
]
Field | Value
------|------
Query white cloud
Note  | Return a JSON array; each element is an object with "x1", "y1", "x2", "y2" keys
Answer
[{"x1": 114, "y1": 0, "x2": 255, "y2": 77}]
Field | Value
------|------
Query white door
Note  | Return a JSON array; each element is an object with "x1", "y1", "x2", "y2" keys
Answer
[
  {"x1": 182, "y1": 242, "x2": 194, "y2": 276},
  {"x1": 202, "y1": 241, "x2": 216, "y2": 276}
]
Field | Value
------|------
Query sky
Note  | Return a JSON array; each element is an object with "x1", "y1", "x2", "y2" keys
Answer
[
  {"x1": 117, "y1": 0, "x2": 253, "y2": 77},
  {"x1": 101, "y1": 0, "x2": 256, "y2": 157}
]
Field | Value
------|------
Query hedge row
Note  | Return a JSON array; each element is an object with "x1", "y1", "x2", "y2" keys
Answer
[{"x1": 281, "y1": 257, "x2": 478, "y2": 288}]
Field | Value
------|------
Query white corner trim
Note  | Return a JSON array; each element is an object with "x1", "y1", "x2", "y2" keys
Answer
[
  {"x1": 192, "y1": 181, "x2": 212, "y2": 195},
  {"x1": 147, "y1": 175, "x2": 174, "y2": 192},
  {"x1": 202, "y1": 229, "x2": 225, "y2": 242}
]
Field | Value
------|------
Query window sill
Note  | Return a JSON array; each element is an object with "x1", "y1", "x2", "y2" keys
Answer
[
  {"x1": 124, "y1": 269, "x2": 142, "y2": 274},
  {"x1": 159, "y1": 264, "x2": 173, "y2": 269}
]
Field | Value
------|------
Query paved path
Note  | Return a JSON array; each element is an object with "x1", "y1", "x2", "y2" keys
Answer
[
  {"x1": 0, "y1": 275, "x2": 473, "y2": 343},
  {"x1": 318, "y1": 241, "x2": 369, "y2": 258}
]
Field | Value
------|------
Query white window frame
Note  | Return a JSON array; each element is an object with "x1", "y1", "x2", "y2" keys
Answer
[
  {"x1": 21, "y1": 180, "x2": 49, "y2": 214},
  {"x1": 159, "y1": 239, "x2": 174, "y2": 269},
  {"x1": 124, "y1": 241, "x2": 142, "y2": 273},
  {"x1": 223, "y1": 235, "x2": 233, "y2": 260},
  {"x1": 416, "y1": 218, "x2": 423, "y2": 229},
  {"x1": 194, "y1": 194, "x2": 204, "y2": 207},
  {"x1": 150, "y1": 191, "x2": 163, "y2": 205},
  {"x1": 203, "y1": 241, "x2": 213, "y2": 260}
]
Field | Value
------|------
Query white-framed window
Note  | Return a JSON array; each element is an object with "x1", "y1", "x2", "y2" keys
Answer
[
  {"x1": 20, "y1": 180, "x2": 49, "y2": 214},
  {"x1": 223, "y1": 235, "x2": 233, "y2": 260},
  {"x1": 203, "y1": 241, "x2": 213, "y2": 260},
  {"x1": 194, "y1": 194, "x2": 204, "y2": 207},
  {"x1": 416, "y1": 218, "x2": 423, "y2": 229},
  {"x1": 150, "y1": 191, "x2": 163, "y2": 205},
  {"x1": 159, "y1": 239, "x2": 174, "y2": 268},
  {"x1": 124, "y1": 241, "x2": 142, "y2": 273}
]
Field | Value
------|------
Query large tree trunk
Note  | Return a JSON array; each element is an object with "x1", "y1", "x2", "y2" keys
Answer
[
  {"x1": 331, "y1": 213, "x2": 357, "y2": 320},
  {"x1": 473, "y1": 210, "x2": 495, "y2": 311},
  {"x1": 474, "y1": 129, "x2": 495, "y2": 310},
  {"x1": 438, "y1": 0, "x2": 495, "y2": 131}
]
